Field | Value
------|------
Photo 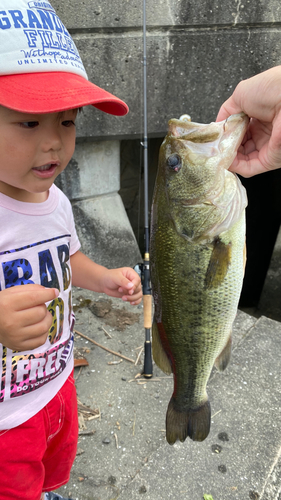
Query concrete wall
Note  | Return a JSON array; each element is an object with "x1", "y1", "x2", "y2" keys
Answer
[
  {"x1": 52, "y1": 0, "x2": 281, "y2": 272},
  {"x1": 52, "y1": 0, "x2": 281, "y2": 139}
]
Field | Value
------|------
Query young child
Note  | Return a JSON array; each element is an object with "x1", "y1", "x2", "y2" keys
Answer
[{"x1": 0, "y1": 1, "x2": 142, "y2": 499}]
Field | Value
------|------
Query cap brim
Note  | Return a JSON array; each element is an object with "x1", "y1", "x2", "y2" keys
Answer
[{"x1": 0, "y1": 72, "x2": 129, "y2": 116}]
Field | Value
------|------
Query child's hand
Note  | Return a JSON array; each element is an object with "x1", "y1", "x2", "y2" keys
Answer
[
  {"x1": 0, "y1": 284, "x2": 59, "y2": 351},
  {"x1": 101, "y1": 267, "x2": 142, "y2": 305}
]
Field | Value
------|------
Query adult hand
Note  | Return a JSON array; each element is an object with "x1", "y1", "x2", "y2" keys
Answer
[
  {"x1": 0, "y1": 284, "x2": 59, "y2": 351},
  {"x1": 216, "y1": 66, "x2": 281, "y2": 177}
]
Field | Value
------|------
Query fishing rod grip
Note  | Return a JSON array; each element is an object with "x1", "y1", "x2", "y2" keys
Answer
[
  {"x1": 143, "y1": 336, "x2": 153, "y2": 378},
  {"x1": 143, "y1": 295, "x2": 153, "y2": 378},
  {"x1": 142, "y1": 253, "x2": 153, "y2": 378},
  {"x1": 143, "y1": 294, "x2": 152, "y2": 328}
]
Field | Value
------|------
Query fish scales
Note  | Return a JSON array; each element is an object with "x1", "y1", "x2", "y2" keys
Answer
[{"x1": 150, "y1": 113, "x2": 249, "y2": 444}]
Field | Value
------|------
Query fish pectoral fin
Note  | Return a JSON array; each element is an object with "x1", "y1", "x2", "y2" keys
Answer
[
  {"x1": 152, "y1": 320, "x2": 173, "y2": 375},
  {"x1": 215, "y1": 334, "x2": 232, "y2": 372},
  {"x1": 205, "y1": 237, "x2": 232, "y2": 289},
  {"x1": 166, "y1": 398, "x2": 211, "y2": 444}
]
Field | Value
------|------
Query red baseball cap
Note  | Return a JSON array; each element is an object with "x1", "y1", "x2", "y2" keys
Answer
[{"x1": 0, "y1": 1, "x2": 129, "y2": 116}]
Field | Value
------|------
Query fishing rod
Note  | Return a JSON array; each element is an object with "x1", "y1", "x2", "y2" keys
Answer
[{"x1": 141, "y1": 0, "x2": 153, "y2": 378}]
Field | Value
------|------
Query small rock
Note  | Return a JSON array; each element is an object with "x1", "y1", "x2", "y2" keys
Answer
[
  {"x1": 218, "y1": 464, "x2": 227, "y2": 473},
  {"x1": 139, "y1": 485, "x2": 147, "y2": 494},
  {"x1": 249, "y1": 492, "x2": 260, "y2": 500},
  {"x1": 90, "y1": 299, "x2": 112, "y2": 318},
  {"x1": 102, "y1": 437, "x2": 111, "y2": 445},
  {"x1": 211, "y1": 444, "x2": 222, "y2": 454},
  {"x1": 76, "y1": 447, "x2": 85, "y2": 456},
  {"x1": 108, "y1": 475, "x2": 117, "y2": 485},
  {"x1": 218, "y1": 432, "x2": 229, "y2": 442},
  {"x1": 122, "y1": 377, "x2": 127, "y2": 381}
]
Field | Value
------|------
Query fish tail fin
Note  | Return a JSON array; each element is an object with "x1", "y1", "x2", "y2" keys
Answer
[
  {"x1": 166, "y1": 398, "x2": 211, "y2": 444},
  {"x1": 215, "y1": 334, "x2": 232, "y2": 372}
]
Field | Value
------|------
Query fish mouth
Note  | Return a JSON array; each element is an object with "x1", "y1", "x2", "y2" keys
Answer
[
  {"x1": 167, "y1": 114, "x2": 249, "y2": 241},
  {"x1": 217, "y1": 113, "x2": 249, "y2": 169},
  {"x1": 168, "y1": 112, "x2": 249, "y2": 170}
]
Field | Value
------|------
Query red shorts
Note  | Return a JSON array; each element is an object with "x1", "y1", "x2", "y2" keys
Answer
[{"x1": 0, "y1": 372, "x2": 78, "y2": 500}]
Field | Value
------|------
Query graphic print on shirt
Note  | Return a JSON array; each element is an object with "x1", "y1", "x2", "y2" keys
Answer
[{"x1": 0, "y1": 235, "x2": 74, "y2": 403}]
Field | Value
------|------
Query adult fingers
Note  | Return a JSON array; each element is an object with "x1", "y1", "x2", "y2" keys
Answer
[{"x1": 216, "y1": 96, "x2": 242, "y2": 122}]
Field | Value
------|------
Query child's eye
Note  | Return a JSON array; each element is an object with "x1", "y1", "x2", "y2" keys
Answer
[
  {"x1": 20, "y1": 121, "x2": 39, "y2": 128},
  {"x1": 62, "y1": 120, "x2": 76, "y2": 127}
]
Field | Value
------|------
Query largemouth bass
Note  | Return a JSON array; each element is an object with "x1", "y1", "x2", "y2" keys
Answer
[{"x1": 150, "y1": 113, "x2": 249, "y2": 444}]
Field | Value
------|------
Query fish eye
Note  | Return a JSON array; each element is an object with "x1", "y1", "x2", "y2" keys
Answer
[{"x1": 167, "y1": 154, "x2": 182, "y2": 172}]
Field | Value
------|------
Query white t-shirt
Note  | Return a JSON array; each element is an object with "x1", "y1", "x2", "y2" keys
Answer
[{"x1": 0, "y1": 185, "x2": 80, "y2": 429}]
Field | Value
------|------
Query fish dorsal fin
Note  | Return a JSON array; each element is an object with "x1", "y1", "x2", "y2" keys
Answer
[
  {"x1": 152, "y1": 320, "x2": 173, "y2": 375},
  {"x1": 205, "y1": 237, "x2": 232, "y2": 289}
]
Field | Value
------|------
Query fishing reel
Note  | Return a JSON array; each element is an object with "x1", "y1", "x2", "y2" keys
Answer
[{"x1": 134, "y1": 261, "x2": 151, "y2": 295}]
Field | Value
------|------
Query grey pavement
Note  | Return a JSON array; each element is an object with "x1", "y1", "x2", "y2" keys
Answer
[{"x1": 55, "y1": 284, "x2": 281, "y2": 500}]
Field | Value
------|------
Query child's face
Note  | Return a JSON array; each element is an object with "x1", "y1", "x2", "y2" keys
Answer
[{"x1": 0, "y1": 106, "x2": 78, "y2": 202}]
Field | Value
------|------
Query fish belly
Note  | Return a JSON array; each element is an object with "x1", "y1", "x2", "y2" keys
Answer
[{"x1": 150, "y1": 210, "x2": 245, "y2": 443}]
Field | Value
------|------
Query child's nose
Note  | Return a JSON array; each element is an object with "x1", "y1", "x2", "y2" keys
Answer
[{"x1": 41, "y1": 129, "x2": 62, "y2": 152}]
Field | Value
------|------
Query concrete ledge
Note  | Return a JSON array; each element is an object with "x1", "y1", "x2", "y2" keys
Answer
[
  {"x1": 258, "y1": 228, "x2": 281, "y2": 322},
  {"x1": 52, "y1": 0, "x2": 281, "y2": 29},
  {"x1": 115, "y1": 315, "x2": 281, "y2": 500},
  {"x1": 56, "y1": 141, "x2": 120, "y2": 200},
  {"x1": 72, "y1": 192, "x2": 142, "y2": 268}
]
